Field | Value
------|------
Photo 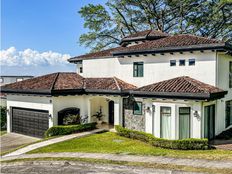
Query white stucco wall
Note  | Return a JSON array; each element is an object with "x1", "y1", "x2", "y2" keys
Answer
[
  {"x1": 80, "y1": 51, "x2": 216, "y2": 87},
  {"x1": 6, "y1": 95, "x2": 53, "y2": 133},
  {"x1": 215, "y1": 53, "x2": 232, "y2": 134},
  {"x1": 144, "y1": 99, "x2": 202, "y2": 140},
  {"x1": 52, "y1": 95, "x2": 122, "y2": 126},
  {"x1": 52, "y1": 95, "x2": 89, "y2": 125}
]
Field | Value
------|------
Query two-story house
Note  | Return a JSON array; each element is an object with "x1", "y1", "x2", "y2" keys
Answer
[{"x1": 2, "y1": 30, "x2": 232, "y2": 139}]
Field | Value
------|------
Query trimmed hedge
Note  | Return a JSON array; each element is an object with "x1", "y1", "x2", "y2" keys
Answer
[
  {"x1": 1, "y1": 106, "x2": 7, "y2": 130},
  {"x1": 115, "y1": 125, "x2": 209, "y2": 150},
  {"x1": 45, "y1": 122, "x2": 97, "y2": 137}
]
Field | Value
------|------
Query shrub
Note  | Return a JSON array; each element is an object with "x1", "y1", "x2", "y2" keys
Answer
[
  {"x1": 63, "y1": 114, "x2": 81, "y2": 125},
  {"x1": 115, "y1": 125, "x2": 209, "y2": 150},
  {"x1": 0, "y1": 106, "x2": 7, "y2": 130},
  {"x1": 45, "y1": 122, "x2": 97, "y2": 137}
]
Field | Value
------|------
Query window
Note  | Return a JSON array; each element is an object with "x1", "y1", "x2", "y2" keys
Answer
[
  {"x1": 179, "y1": 107, "x2": 191, "y2": 139},
  {"x1": 226, "y1": 100, "x2": 232, "y2": 128},
  {"x1": 16, "y1": 78, "x2": 23, "y2": 82},
  {"x1": 133, "y1": 62, "x2": 143, "y2": 77},
  {"x1": 170, "y1": 60, "x2": 176, "y2": 66},
  {"x1": 229, "y1": 62, "x2": 232, "y2": 88},
  {"x1": 189, "y1": 59, "x2": 195, "y2": 66},
  {"x1": 179, "y1": 60, "x2": 185, "y2": 66},
  {"x1": 133, "y1": 101, "x2": 142, "y2": 115},
  {"x1": 0, "y1": 78, "x2": 3, "y2": 83},
  {"x1": 80, "y1": 67, "x2": 83, "y2": 73},
  {"x1": 160, "y1": 107, "x2": 171, "y2": 139}
]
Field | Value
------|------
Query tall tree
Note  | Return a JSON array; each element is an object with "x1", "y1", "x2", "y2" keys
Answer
[{"x1": 79, "y1": 0, "x2": 232, "y2": 52}]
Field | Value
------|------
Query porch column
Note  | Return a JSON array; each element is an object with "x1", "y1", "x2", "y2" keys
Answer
[
  {"x1": 114, "y1": 98, "x2": 122, "y2": 126},
  {"x1": 87, "y1": 99, "x2": 91, "y2": 123},
  {"x1": 7, "y1": 104, "x2": 11, "y2": 133}
]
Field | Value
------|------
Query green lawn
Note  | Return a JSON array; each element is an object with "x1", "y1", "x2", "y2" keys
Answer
[{"x1": 29, "y1": 132, "x2": 232, "y2": 160}]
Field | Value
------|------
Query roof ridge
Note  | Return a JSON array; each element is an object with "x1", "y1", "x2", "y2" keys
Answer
[
  {"x1": 50, "y1": 72, "x2": 60, "y2": 91},
  {"x1": 82, "y1": 78, "x2": 86, "y2": 89},
  {"x1": 146, "y1": 30, "x2": 152, "y2": 38},
  {"x1": 113, "y1": 77, "x2": 121, "y2": 91},
  {"x1": 182, "y1": 76, "x2": 209, "y2": 93}
]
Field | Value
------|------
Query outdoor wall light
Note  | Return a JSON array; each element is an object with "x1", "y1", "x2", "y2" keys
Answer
[
  {"x1": 194, "y1": 111, "x2": 200, "y2": 120},
  {"x1": 49, "y1": 114, "x2": 52, "y2": 119},
  {"x1": 152, "y1": 105, "x2": 156, "y2": 112},
  {"x1": 146, "y1": 106, "x2": 150, "y2": 112}
]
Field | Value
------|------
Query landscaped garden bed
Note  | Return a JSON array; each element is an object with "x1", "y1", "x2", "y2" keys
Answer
[{"x1": 115, "y1": 125, "x2": 208, "y2": 150}]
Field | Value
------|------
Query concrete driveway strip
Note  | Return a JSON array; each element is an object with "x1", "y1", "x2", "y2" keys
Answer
[
  {"x1": 2, "y1": 129, "x2": 104, "y2": 157},
  {"x1": 1, "y1": 152, "x2": 232, "y2": 169},
  {"x1": 1, "y1": 160, "x2": 204, "y2": 174},
  {"x1": 0, "y1": 133, "x2": 39, "y2": 153}
]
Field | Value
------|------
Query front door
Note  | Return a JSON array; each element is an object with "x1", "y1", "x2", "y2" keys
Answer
[
  {"x1": 108, "y1": 101, "x2": 114, "y2": 124},
  {"x1": 204, "y1": 105, "x2": 215, "y2": 140}
]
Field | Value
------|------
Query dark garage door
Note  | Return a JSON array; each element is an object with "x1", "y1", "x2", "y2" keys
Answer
[{"x1": 12, "y1": 107, "x2": 49, "y2": 138}]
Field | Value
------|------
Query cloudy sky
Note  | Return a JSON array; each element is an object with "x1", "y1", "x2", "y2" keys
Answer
[{"x1": 1, "y1": 0, "x2": 106, "y2": 76}]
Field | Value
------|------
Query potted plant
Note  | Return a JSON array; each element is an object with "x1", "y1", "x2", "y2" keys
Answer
[{"x1": 92, "y1": 107, "x2": 104, "y2": 124}]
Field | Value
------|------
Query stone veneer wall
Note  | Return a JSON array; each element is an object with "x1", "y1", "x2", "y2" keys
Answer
[{"x1": 123, "y1": 97, "x2": 145, "y2": 132}]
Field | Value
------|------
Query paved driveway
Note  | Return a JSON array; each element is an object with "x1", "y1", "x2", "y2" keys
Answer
[{"x1": 0, "y1": 133, "x2": 39, "y2": 153}]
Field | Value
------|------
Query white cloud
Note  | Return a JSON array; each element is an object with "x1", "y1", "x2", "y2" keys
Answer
[{"x1": 0, "y1": 47, "x2": 71, "y2": 66}]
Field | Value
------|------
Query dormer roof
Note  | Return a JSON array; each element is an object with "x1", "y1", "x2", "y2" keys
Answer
[{"x1": 120, "y1": 30, "x2": 169, "y2": 46}]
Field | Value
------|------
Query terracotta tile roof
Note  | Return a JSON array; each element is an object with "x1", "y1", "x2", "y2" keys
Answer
[
  {"x1": 116, "y1": 34, "x2": 224, "y2": 54},
  {"x1": 113, "y1": 77, "x2": 137, "y2": 90},
  {"x1": 136, "y1": 76, "x2": 224, "y2": 94},
  {"x1": 1, "y1": 73, "x2": 226, "y2": 100},
  {"x1": 54, "y1": 73, "x2": 84, "y2": 90},
  {"x1": 2, "y1": 73, "x2": 58, "y2": 91},
  {"x1": 1, "y1": 72, "x2": 136, "y2": 95},
  {"x1": 69, "y1": 47, "x2": 122, "y2": 61},
  {"x1": 69, "y1": 33, "x2": 228, "y2": 62},
  {"x1": 84, "y1": 77, "x2": 136, "y2": 91},
  {"x1": 122, "y1": 30, "x2": 169, "y2": 39}
]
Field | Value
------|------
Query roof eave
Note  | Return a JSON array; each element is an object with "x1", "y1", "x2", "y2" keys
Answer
[
  {"x1": 130, "y1": 90, "x2": 227, "y2": 100},
  {"x1": 1, "y1": 88, "x2": 52, "y2": 96},
  {"x1": 112, "y1": 43, "x2": 228, "y2": 56},
  {"x1": 68, "y1": 56, "x2": 113, "y2": 63}
]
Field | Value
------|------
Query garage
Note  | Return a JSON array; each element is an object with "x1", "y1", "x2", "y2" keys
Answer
[{"x1": 12, "y1": 107, "x2": 49, "y2": 138}]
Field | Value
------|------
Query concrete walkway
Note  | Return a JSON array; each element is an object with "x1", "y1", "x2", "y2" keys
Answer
[
  {"x1": 2, "y1": 129, "x2": 104, "y2": 157},
  {"x1": 1, "y1": 152, "x2": 232, "y2": 169},
  {"x1": 1, "y1": 133, "x2": 39, "y2": 153}
]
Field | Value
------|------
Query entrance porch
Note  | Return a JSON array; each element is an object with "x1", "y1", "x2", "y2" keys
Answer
[{"x1": 87, "y1": 96, "x2": 122, "y2": 129}]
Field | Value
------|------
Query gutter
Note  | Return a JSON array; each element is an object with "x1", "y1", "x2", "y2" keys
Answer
[
  {"x1": 130, "y1": 90, "x2": 227, "y2": 101},
  {"x1": 0, "y1": 88, "x2": 52, "y2": 96}
]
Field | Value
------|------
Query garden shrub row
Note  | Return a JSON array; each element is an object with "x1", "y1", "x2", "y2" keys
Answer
[
  {"x1": 115, "y1": 125, "x2": 209, "y2": 150},
  {"x1": 45, "y1": 122, "x2": 97, "y2": 137}
]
